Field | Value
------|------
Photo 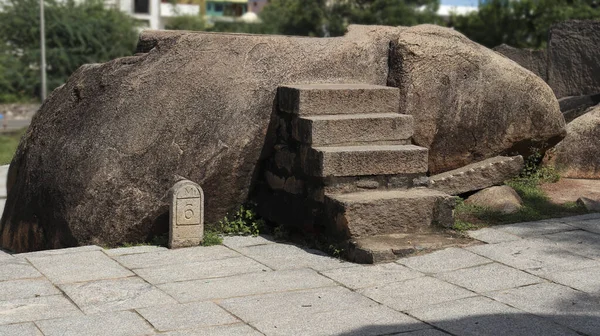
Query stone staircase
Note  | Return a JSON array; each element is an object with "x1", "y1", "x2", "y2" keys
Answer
[{"x1": 256, "y1": 84, "x2": 455, "y2": 263}]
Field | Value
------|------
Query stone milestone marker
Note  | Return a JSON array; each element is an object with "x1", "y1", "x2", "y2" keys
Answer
[{"x1": 169, "y1": 180, "x2": 204, "y2": 249}]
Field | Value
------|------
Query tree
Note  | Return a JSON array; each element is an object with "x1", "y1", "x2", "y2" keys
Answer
[
  {"x1": 260, "y1": 0, "x2": 328, "y2": 37},
  {"x1": 451, "y1": 0, "x2": 600, "y2": 49},
  {"x1": 0, "y1": 0, "x2": 139, "y2": 102}
]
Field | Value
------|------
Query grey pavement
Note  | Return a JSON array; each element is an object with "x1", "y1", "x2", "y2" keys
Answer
[{"x1": 0, "y1": 163, "x2": 599, "y2": 335}]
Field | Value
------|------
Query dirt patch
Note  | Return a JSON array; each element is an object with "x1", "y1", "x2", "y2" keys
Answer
[{"x1": 541, "y1": 178, "x2": 600, "y2": 204}]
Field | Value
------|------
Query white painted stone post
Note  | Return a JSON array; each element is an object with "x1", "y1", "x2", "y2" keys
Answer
[{"x1": 169, "y1": 180, "x2": 204, "y2": 249}]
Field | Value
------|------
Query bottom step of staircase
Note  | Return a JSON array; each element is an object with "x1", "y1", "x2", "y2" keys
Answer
[
  {"x1": 347, "y1": 232, "x2": 476, "y2": 264},
  {"x1": 325, "y1": 188, "x2": 455, "y2": 238}
]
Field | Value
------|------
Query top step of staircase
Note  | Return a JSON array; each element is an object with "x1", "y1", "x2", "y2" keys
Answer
[{"x1": 278, "y1": 84, "x2": 400, "y2": 116}]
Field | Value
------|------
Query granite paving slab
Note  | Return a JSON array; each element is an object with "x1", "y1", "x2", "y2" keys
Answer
[
  {"x1": 408, "y1": 296, "x2": 580, "y2": 336},
  {"x1": 435, "y1": 263, "x2": 545, "y2": 293},
  {"x1": 158, "y1": 323, "x2": 263, "y2": 336},
  {"x1": 0, "y1": 323, "x2": 43, "y2": 336},
  {"x1": 36, "y1": 311, "x2": 154, "y2": 336},
  {"x1": 103, "y1": 245, "x2": 168, "y2": 257},
  {"x1": 137, "y1": 301, "x2": 238, "y2": 332},
  {"x1": 493, "y1": 220, "x2": 577, "y2": 237},
  {"x1": 26, "y1": 251, "x2": 133, "y2": 284},
  {"x1": 113, "y1": 245, "x2": 239, "y2": 269},
  {"x1": 320, "y1": 263, "x2": 424, "y2": 290},
  {"x1": 397, "y1": 247, "x2": 492, "y2": 274},
  {"x1": 388, "y1": 330, "x2": 451, "y2": 336},
  {"x1": 560, "y1": 218, "x2": 600, "y2": 234},
  {"x1": 467, "y1": 227, "x2": 522, "y2": 244},
  {"x1": 359, "y1": 276, "x2": 476, "y2": 311},
  {"x1": 487, "y1": 282, "x2": 600, "y2": 335},
  {"x1": 0, "y1": 278, "x2": 59, "y2": 300},
  {"x1": 17, "y1": 245, "x2": 102, "y2": 258},
  {"x1": 59, "y1": 276, "x2": 177, "y2": 314},
  {"x1": 0, "y1": 295, "x2": 81, "y2": 325},
  {"x1": 542, "y1": 229, "x2": 600, "y2": 260},
  {"x1": 133, "y1": 256, "x2": 269, "y2": 285},
  {"x1": 222, "y1": 235, "x2": 276, "y2": 249},
  {"x1": 538, "y1": 264, "x2": 600, "y2": 294},
  {"x1": 158, "y1": 268, "x2": 335, "y2": 303},
  {"x1": 0, "y1": 258, "x2": 42, "y2": 281}
]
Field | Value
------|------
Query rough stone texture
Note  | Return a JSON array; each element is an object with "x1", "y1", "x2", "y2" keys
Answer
[
  {"x1": 576, "y1": 196, "x2": 600, "y2": 212},
  {"x1": 465, "y1": 186, "x2": 523, "y2": 214},
  {"x1": 429, "y1": 156, "x2": 524, "y2": 196},
  {"x1": 293, "y1": 113, "x2": 413, "y2": 147},
  {"x1": 137, "y1": 302, "x2": 238, "y2": 332},
  {"x1": 169, "y1": 180, "x2": 204, "y2": 249},
  {"x1": 548, "y1": 20, "x2": 600, "y2": 98},
  {"x1": 36, "y1": 311, "x2": 154, "y2": 336},
  {"x1": 278, "y1": 84, "x2": 400, "y2": 115},
  {"x1": 389, "y1": 25, "x2": 565, "y2": 174},
  {"x1": 1, "y1": 28, "x2": 394, "y2": 252},
  {"x1": 326, "y1": 188, "x2": 455, "y2": 239},
  {"x1": 493, "y1": 44, "x2": 548, "y2": 81},
  {"x1": 559, "y1": 94, "x2": 600, "y2": 123},
  {"x1": 546, "y1": 105, "x2": 600, "y2": 178}
]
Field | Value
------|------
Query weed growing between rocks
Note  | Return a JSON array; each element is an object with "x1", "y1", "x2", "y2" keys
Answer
[
  {"x1": 217, "y1": 204, "x2": 265, "y2": 236},
  {"x1": 202, "y1": 231, "x2": 223, "y2": 246}
]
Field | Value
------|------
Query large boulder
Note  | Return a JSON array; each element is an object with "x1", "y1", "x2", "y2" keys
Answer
[
  {"x1": 493, "y1": 44, "x2": 547, "y2": 81},
  {"x1": 546, "y1": 105, "x2": 600, "y2": 179},
  {"x1": 548, "y1": 20, "x2": 600, "y2": 99},
  {"x1": 465, "y1": 186, "x2": 523, "y2": 214},
  {"x1": 388, "y1": 25, "x2": 566, "y2": 174}
]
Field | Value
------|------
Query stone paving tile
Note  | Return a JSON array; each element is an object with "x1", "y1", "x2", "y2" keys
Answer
[
  {"x1": 493, "y1": 220, "x2": 576, "y2": 238},
  {"x1": 104, "y1": 245, "x2": 168, "y2": 257},
  {"x1": 36, "y1": 311, "x2": 154, "y2": 336},
  {"x1": 320, "y1": 263, "x2": 424, "y2": 290},
  {"x1": 487, "y1": 282, "x2": 600, "y2": 336},
  {"x1": 435, "y1": 263, "x2": 545, "y2": 293},
  {"x1": 0, "y1": 295, "x2": 81, "y2": 325},
  {"x1": 407, "y1": 296, "x2": 579, "y2": 336},
  {"x1": 222, "y1": 235, "x2": 276, "y2": 249},
  {"x1": 159, "y1": 323, "x2": 263, "y2": 336},
  {"x1": 466, "y1": 239, "x2": 597, "y2": 276},
  {"x1": 221, "y1": 287, "x2": 428, "y2": 336},
  {"x1": 0, "y1": 258, "x2": 42, "y2": 281},
  {"x1": 543, "y1": 230, "x2": 600, "y2": 260},
  {"x1": 113, "y1": 245, "x2": 239, "y2": 269},
  {"x1": 390, "y1": 330, "x2": 451, "y2": 336},
  {"x1": 0, "y1": 278, "x2": 59, "y2": 300},
  {"x1": 467, "y1": 227, "x2": 522, "y2": 244},
  {"x1": 17, "y1": 245, "x2": 102, "y2": 258},
  {"x1": 158, "y1": 268, "x2": 335, "y2": 303},
  {"x1": 538, "y1": 264, "x2": 600, "y2": 294},
  {"x1": 233, "y1": 243, "x2": 352, "y2": 271},
  {"x1": 134, "y1": 256, "x2": 269, "y2": 285},
  {"x1": 359, "y1": 276, "x2": 476, "y2": 311},
  {"x1": 0, "y1": 322, "x2": 43, "y2": 336},
  {"x1": 137, "y1": 301, "x2": 238, "y2": 332},
  {"x1": 0, "y1": 248, "x2": 14, "y2": 261},
  {"x1": 397, "y1": 247, "x2": 492, "y2": 274},
  {"x1": 557, "y1": 213, "x2": 600, "y2": 221},
  {"x1": 26, "y1": 251, "x2": 133, "y2": 284},
  {"x1": 562, "y1": 218, "x2": 600, "y2": 234},
  {"x1": 59, "y1": 276, "x2": 177, "y2": 314}
]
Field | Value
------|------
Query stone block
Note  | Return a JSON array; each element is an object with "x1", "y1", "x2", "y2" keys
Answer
[
  {"x1": 559, "y1": 93, "x2": 600, "y2": 123},
  {"x1": 293, "y1": 113, "x2": 413, "y2": 146},
  {"x1": 278, "y1": 84, "x2": 400, "y2": 116},
  {"x1": 170, "y1": 180, "x2": 204, "y2": 249},
  {"x1": 137, "y1": 302, "x2": 238, "y2": 332},
  {"x1": 36, "y1": 311, "x2": 154, "y2": 336},
  {"x1": 465, "y1": 185, "x2": 523, "y2": 214},
  {"x1": 304, "y1": 145, "x2": 428, "y2": 177},
  {"x1": 429, "y1": 156, "x2": 524, "y2": 195}
]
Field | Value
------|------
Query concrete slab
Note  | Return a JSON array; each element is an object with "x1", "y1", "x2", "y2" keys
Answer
[
  {"x1": 493, "y1": 221, "x2": 576, "y2": 237},
  {"x1": 17, "y1": 245, "x2": 102, "y2": 258},
  {"x1": 467, "y1": 227, "x2": 522, "y2": 244},
  {"x1": 159, "y1": 323, "x2": 263, "y2": 336},
  {"x1": 103, "y1": 245, "x2": 168, "y2": 257},
  {"x1": 397, "y1": 247, "x2": 492, "y2": 274},
  {"x1": 435, "y1": 263, "x2": 545, "y2": 293},
  {"x1": 0, "y1": 278, "x2": 59, "y2": 300},
  {"x1": 543, "y1": 230, "x2": 600, "y2": 260},
  {"x1": 59, "y1": 276, "x2": 177, "y2": 314},
  {"x1": 36, "y1": 311, "x2": 154, "y2": 336},
  {"x1": 112, "y1": 245, "x2": 239, "y2": 269},
  {"x1": 222, "y1": 235, "x2": 275, "y2": 249},
  {"x1": 158, "y1": 268, "x2": 335, "y2": 303},
  {"x1": 466, "y1": 239, "x2": 597, "y2": 275},
  {"x1": 0, "y1": 295, "x2": 81, "y2": 325},
  {"x1": 0, "y1": 258, "x2": 42, "y2": 281},
  {"x1": 561, "y1": 218, "x2": 600, "y2": 234},
  {"x1": 137, "y1": 301, "x2": 238, "y2": 332},
  {"x1": 26, "y1": 251, "x2": 133, "y2": 284},
  {"x1": 389, "y1": 330, "x2": 451, "y2": 336},
  {"x1": 222, "y1": 287, "x2": 428, "y2": 336},
  {"x1": 133, "y1": 256, "x2": 269, "y2": 285},
  {"x1": 321, "y1": 262, "x2": 424, "y2": 290},
  {"x1": 538, "y1": 264, "x2": 600, "y2": 294},
  {"x1": 359, "y1": 276, "x2": 476, "y2": 311},
  {"x1": 0, "y1": 323, "x2": 43, "y2": 336},
  {"x1": 488, "y1": 282, "x2": 600, "y2": 335},
  {"x1": 233, "y1": 243, "x2": 351, "y2": 271},
  {"x1": 408, "y1": 296, "x2": 580, "y2": 336}
]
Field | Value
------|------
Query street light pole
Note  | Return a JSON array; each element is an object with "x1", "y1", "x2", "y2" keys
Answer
[{"x1": 40, "y1": 0, "x2": 47, "y2": 101}]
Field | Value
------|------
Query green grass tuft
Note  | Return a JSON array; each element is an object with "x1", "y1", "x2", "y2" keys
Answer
[{"x1": 202, "y1": 231, "x2": 223, "y2": 246}]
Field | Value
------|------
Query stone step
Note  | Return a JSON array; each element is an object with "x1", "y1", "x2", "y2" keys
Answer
[
  {"x1": 303, "y1": 145, "x2": 428, "y2": 177},
  {"x1": 325, "y1": 188, "x2": 455, "y2": 239},
  {"x1": 293, "y1": 113, "x2": 414, "y2": 147},
  {"x1": 278, "y1": 84, "x2": 400, "y2": 116}
]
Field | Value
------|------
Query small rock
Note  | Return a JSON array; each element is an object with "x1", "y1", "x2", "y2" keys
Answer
[
  {"x1": 576, "y1": 197, "x2": 600, "y2": 212},
  {"x1": 465, "y1": 186, "x2": 523, "y2": 214}
]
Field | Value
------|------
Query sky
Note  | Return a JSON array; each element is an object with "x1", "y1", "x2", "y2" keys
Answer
[{"x1": 441, "y1": 0, "x2": 479, "y2": 6}]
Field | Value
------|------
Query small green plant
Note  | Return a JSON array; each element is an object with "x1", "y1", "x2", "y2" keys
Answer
[
  {"x1": 202, "y1": 231, "x2": 223, "y2": 246},
  {"x1": 217, "y1": 204, "x2": 265, "y2": 236},
  {"x1": 518, "y1": 147, "x2": 561, "y2": 184}
]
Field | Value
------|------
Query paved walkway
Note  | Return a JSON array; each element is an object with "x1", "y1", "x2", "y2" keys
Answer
[{"x1": 0, "y1": 213, "x2": 599, "y2": 336}]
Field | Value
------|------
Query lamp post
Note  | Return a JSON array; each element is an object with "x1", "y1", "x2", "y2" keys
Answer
[{"x1": 40, "y1": 0, "x2": 47, "y2": 101}]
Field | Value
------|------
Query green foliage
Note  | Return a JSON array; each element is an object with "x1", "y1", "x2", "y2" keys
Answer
[
  {"x1": 517, "y1": 148, "x2": 561, "y2": 184},
  {"x1": 452, "y1": 0, "x2": 600, "y2": 49},
  {"x1": 0, "y1": 0, "x2": 139, "y2": 102},
  {"x1": 217, "y1": 204, "x2": 265, "y2": 236},
  {"x1": 0, "y1": 128, "x2": 26, "y2": 165},
  {"x1": 202, "y1": 231, "x2": 224, "y2": 246},
  {"x1": 165, "y1": 15, "x2": 207, "y2": 31},
  {"x1": 259, "y1": 0, "x2": 327, "y2": 36}
]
